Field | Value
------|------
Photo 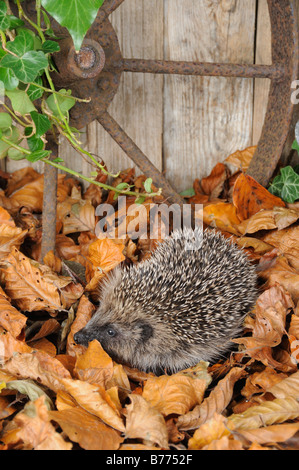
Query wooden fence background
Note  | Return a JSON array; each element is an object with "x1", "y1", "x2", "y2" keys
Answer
[{"x1": 3, "y1": 0, "x2": 298, "y2": 193}]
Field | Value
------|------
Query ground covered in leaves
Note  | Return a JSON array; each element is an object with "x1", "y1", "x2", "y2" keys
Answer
[{"x1": 0, "y1": 146, "x2": 299, "y2": 450}]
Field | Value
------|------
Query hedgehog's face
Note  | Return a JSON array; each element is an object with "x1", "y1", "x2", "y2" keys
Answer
[{"x1": 73, "y1": 306, "x2": 154, "y2": 366}]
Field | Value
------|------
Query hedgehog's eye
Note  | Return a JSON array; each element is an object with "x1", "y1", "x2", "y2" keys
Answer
[{"x1": 106, "y1": 327, "x2": 116, "y2": 337}]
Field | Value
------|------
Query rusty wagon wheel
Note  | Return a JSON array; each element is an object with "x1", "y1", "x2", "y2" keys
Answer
[{"x1": 15, "y1": 0, "x2": 299, "y2": 257}]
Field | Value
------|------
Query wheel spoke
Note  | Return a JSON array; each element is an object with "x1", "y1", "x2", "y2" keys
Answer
[
  {"x1": 101, "y1": 0, "x2": 125, "y2": 16},
  {"x1": 112, "y1": 58, "x2": 285, "y2": 79},
  {"x1": 97, "y1": 111, "x2": 184, "y2": 207}
]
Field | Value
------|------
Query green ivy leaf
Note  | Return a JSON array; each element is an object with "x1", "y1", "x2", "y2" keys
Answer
[
  {"x1": 144, "y1": 177, "x2": 153, "y2": 193},
  {"x1": 0, "y1": 67, "x2": 19, "y2": 90},
  {"x1": 0, "y1": 0, "x2": 10, "y2": 30},
  {"x1": 25, "y1": 126, "x2": 44, "y2": 152},
  {"x1": 7, "y1": 147, "x2": 25, "y2": 160},
  {"x1": 1, "y1": 50, "x2": 48, "y2": 83},
  {"x1": 42, "y1": 40, "x2": 60, "y2": 53},
  {"x1": 26, "y1": 78, "x2": 44, "y2": 101},
  {"x1": 0, "y1": 125, "x2": 20, "y2": 159},
  {"x1": 26, "y1": 149, "x2": 51, "y2": 163},
  {"x1": 180, "y1": 187, "x2": 196, "y2": 197},
  {"x1": 0, "y1": 112, "x2": 12, "y2": 129},
  {"x1": 41, "y1": 0, "x2": 104, "y2": 51},
  {"x1": 134, "y1": 195, "x2": 146, "y2": 205},
  {"x1": 268, "y1": 166, "x2": 299, "y2": 203},
  {"x1": 6, "y1": 89, "x2": 36, "y2": 114},
  {"x1": 46, "y1": 88, "x2": 75, "y2": 116},
  {"x1": 30, "y1": 111, "x2": 51, "y2": 138},
  {"x1": 5, "y1": 30, "x2": 34, "y2": 56},
  {"x1": 115, "y1": 182, "x2": 131, "y2": 191},
  {"x1": 1, "y1": 30, "x2": 48, "y2": 83}
]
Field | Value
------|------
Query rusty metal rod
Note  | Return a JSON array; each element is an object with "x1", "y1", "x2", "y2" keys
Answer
[
  {"x1": 41, "y1": 136, "x2": 58, "y2": 262},
  {"x1": 97, "y1": 111, "x2": 184, "y2": 207},
  {"x1": 113, "y1": 58, "x2": 285, "y2": 79},
  {"x1": 98, "y1": 0, "x2": 125, "y2": 22}
]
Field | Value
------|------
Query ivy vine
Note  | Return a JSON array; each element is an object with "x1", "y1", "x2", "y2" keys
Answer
[{"x1": 0, "y1": 0, "x2": 160, "y2": 202}]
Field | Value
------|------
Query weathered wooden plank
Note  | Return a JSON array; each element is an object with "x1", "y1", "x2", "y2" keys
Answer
[
  {"x1": 163, "y1": 0, "x2": 256, "y2": 193},
  {"x1": 252, "y1": 0, "x2": 271, "y2": 146},
  {"x1": 79, "y1": 0, "x2": 164, "y2": 180}
]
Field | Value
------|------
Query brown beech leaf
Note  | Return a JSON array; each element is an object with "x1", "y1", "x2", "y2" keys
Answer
[
  {"x1": 266, "y1": 370, "x2": 299, "y2": 399},
  {"x1": 49, "y1": 407, "x2": 123, "y2": 450},
  {"x1": 125, "y1": 395, "x2": 169, "y2": 449},
  {"x1": 0, "y1": 329, "x2": 32, "y2": 361},
  {"x1": 233, "y1": 286, "x2": 294, "y2": 368},
  {"x1": 188, "y1": 413, "x2": 233, "y2": 450},
  {"x1": 263, "y1": 226, "x2": 299, "y2": 271},
  {"x1": 15, "y1": 396, "x2": 72, "y2": 450},
  {"x1": 178, "y1": 367, "x2": 245, "y2": 430},
  {"x1": 57, "y1": 190, "x2": 96, "y2": 235},
  {"x1": 236, "y1": 237, "x2": 273, "y2": 255},
  {"x1": 88, "y1": 238, "x2": 125, "y2": 273},
  {"x1": 9, "y1": 175, "x2": 44, "y2": 212},
  {"x1": 225, "y1": 146, "x2": 256, "y2": 173},
  {"x1": 233, "y1": 173, "x2": 285, "y2": 221},
  {"x1": 228, "y1": 397, "x2": 299, "y2": 430},
  {"x1": 258, "y1": 255, "x2": 299, "y2": 304},
  {"x1": 237, "y1": 422, "x2": 299, "y2": 446},
  {"x1": 74, "y1": 339, "x2": 114, "y2": 388},
  {"x1": 0, "y1": 247, "x2": 82, "y2": 313},
  {"x1": 60, "y1": 378, "x2": 125, "y2": 432},
  {"x1": 252, "y1": 285, "x2": 293, "y2": 346},
  {"x1": 0, "y1": 207, "x2": 15, "y2": 226},
  {"x1": 142, "y1": 364, "x2": 210, "y2": 416},
  {"x1": 67, "y1": 295, "x2": 95, "y2": 357},
  {"x1": 241, "y1": 367, "x2": 288, "y2": 399},
  {"x1": 203, "y1": 202, "x2": 241, "y2": 235},
  {"x1": 0, "y1": 286, "x2": 27, "y2": 337},
  {"x1": 0, "y1": 224, "x2": 27, "y2": 259},
  {"x1": 5, "y1": 167, "x2": 40, "y2": 196},
  {"x1": 200, "y1": 163, "x2": 227, "y2": 197},
  {"x1": 237, "y1": 207, "x2": 299, "y2": 235}
]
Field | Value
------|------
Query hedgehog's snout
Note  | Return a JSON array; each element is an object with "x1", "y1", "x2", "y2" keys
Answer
[{"x1": 74, "y1": 328, "x2": 90, "y2": 347}]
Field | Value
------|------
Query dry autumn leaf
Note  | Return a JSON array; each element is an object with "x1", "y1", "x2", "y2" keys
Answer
[
  {"x1": 178, "y1": 367, "x2": 245, "y2": 430},
  {"x1": 200, "y1": 162, "x2": 227, "y2": 198},
  {"x1": 228, "y1": 397, "x2": 299, "y2": 430},
  {"x1": 74, "y1": 339, "x2": 114, "y2": 388},
  {"x1": 263, "y1": 226, "x2": 299, "y2": 271},
  {"x1": 57, "y1": 187, "x2": 96, "y2": 235},
  {"x1": 0, "y1": 247, "x2": 82, "y2": 313},
  {"x1": 125, "y1": 394, "x2": 169, "y2": 449},
  {"x1": 0, "y1": 224, "x2": 27, "y2": 260},
  {"x1": 15, "y1": 396, "x2": 72, "y2": 450},
  {"x1": 0, "y1": 286, "x2": 27, "y2": 337},
  {"x1": 225, "y1": 146, "x2": 256, "y2": 173},
  {"x1": 237, "y1": 207, "x2": 299, "y2": 235},
  {"x1": 60, "y1": 378, "x2": 125, "y2": 432},
  {"x1": 202, "y1": 202, "x2": 241, "y2": 235},
  {"x1": 48, "y1": 407, "x2": 123, "y2": 450},
  {"x1": 233, "y1": 173, "x2": 285, "y2": 221},
  {"x1": 0, "y1": 207, "x2": 15, "y2": 226},
  {"x1": 66, "y1": 295, "x2": 95, "y2": 357},
  {"x1": 188, "y1": 413, "x2": 233, "y2": 450},
  {"x1": 142, "y1": 363, "x2": 211, "y2": 417}
]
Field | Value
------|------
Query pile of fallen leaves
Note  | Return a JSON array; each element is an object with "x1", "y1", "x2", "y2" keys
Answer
[{"x1": 0, "y1": 146, "x2": 299, "y2": 450}]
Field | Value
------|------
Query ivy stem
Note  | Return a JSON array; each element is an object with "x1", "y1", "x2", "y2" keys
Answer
[
  {"x1": 43, "y1": 158, "x2": 161, "y2": 198},
  {"x1": 0, "y1": 101, "x2": 29, "y2": 127},
  {"x1": 31, "y1": 81, "x2": 91, "y2": 103},
  {"x1": 0, "y1": 136, "x2": 161, "y2": 199},
  {"x1": 16, "y1": 0, "x2": 46, "y2": 42}
]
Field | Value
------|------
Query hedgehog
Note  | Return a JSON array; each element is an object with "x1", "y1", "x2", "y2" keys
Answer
[{"x1": 74, "y1": 228, "x2": 258, "y2": 373}]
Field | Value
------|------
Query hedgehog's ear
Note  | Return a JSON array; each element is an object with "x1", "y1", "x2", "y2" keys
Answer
[{"x1": 136, "y1": 322, "x2": 153, "y2": 341}]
